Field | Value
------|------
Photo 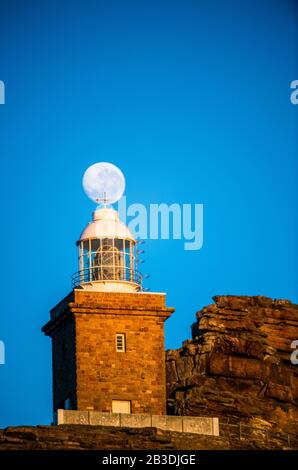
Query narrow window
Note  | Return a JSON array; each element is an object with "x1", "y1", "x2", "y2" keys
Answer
[{"x1": 116, "y1": 333, "x2": 126, "y2": 352}]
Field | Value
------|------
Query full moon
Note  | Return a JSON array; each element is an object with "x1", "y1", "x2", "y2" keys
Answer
[{"x1": 82, "y1": 162, "x2": 126, "y2": 205}]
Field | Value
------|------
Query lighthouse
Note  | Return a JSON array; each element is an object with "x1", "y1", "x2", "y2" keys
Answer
[{"x1": 42, "y1": 163, "x2": 174, "y2": 418}]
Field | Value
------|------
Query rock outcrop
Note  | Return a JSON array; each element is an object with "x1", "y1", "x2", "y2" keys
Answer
[
  {"x1": 0, "y1": 424, "x2": 230, "y2": 450},
  {"x1": 0, "y1": 423, "x2": 293, "y2": 450},
  {"x1": 166, "y1": 295, "x2": 298, "y2": 448}
]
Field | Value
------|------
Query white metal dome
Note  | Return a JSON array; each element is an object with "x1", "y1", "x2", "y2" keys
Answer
[{"x1": 79, "y1": 207, "x2": 135, "y2": 242}]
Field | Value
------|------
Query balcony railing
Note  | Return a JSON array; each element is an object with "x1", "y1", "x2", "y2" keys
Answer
[{"x1": 71, "y1": 265, "x2": 142, "y2": 289}]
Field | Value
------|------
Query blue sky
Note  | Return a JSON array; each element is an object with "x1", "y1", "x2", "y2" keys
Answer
[{"x1": 0, "y1": 0, "x2": 297, "y2": 427}]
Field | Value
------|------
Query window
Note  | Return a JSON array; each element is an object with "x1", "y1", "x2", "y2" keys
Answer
[
  {"x1": 112, "y1": 400, "x2": 131, "y2": 414},
  {"x1": 116, "y1": 333, "x2": 126, "y2": 352}
]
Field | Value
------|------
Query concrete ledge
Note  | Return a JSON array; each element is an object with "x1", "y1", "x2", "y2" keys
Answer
[
  {"x1": 89, "y1": 411, "x2": 120, "y2": 426},
  {"x1": 56, "y1": 410, "x2": 219, "y2": 436},
  {"x1": 152, "y1": 415, "x2": 183, "y2": 432},
  {"x1": 120, "y1": 413, "x2": 152, "y2": 428},
  {"x1": 57, "y1": 409, "x2": 89, "y2": 425},
  {"x1": 182, "y1": 416, "x2": 218, "y2": 436}
]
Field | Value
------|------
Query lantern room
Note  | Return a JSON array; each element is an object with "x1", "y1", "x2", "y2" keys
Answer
[{"x1": 72, "y1": 207, "x2": 142, "y2": 292}]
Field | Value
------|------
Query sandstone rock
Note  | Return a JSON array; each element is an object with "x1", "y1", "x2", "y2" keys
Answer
[
  {"x1": 0, "y1": 424, "x2": 231, "y2": 450},
  {"x1": 175, "y1": 357, "x2": 194, "y2": 381},
  {"x1": 166, "y1": 295, "x2": 298, "y2": 447}
]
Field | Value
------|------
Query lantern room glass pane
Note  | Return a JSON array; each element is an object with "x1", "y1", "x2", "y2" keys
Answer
[
  {"x1": 102, "y1": 238, "x2": 113, "y2": 249},
  {"x1": 115, "y1": 239, "x2": 124, "y2": 251},
  {"x1": 91, "y1": 239, "x2": 100, "y2": 252},
  {"x1": 75, "y1": 236, "x2": 139, "y2": 287},
  {"x1": 78, "y1": 241, "x2": 89, "y2": 281}
]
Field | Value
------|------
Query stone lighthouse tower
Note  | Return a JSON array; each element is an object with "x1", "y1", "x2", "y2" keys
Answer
[{"x1": 42, "y1": 163, "x2": 174, "y2": 419}]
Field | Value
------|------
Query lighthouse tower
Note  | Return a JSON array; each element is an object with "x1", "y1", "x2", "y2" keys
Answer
[{"x1": 42, "y1": 163, "x2": 174, "y2": 418}]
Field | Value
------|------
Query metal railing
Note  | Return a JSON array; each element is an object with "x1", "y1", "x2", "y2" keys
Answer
[
  {"x1": 71, "y1": 265, "x2": 142, "y2": 289},
  {"x1": 219, "y1": 422, "x2": 297, "y2": 449}
]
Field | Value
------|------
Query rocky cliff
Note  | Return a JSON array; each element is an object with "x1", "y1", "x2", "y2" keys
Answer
[{"x1": 166, "y1": 295, "x2": 298, "y2": 447}]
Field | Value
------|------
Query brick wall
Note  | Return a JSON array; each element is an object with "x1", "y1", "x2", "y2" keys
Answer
[
  {"x1": 75, "y1": 312, "x2": 166, "y2": 414},
  {"x1": 51, "y1": 317, "x2": 77, "y2": 411},
  {"x1": 43, "y1": 290, "x2": 174, "y2": 415},
  {"x1": 72, "y1": 290, "x2": 167, "y2": 310}
]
